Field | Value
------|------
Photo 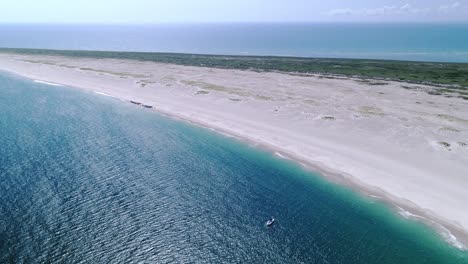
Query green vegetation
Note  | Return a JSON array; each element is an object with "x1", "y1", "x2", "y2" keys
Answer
[
  {"x1": 2, "y1": 48, "x2": 468, "y2": 89},
  {"x1": 181, "y1": 80, "x2": 229, "y2": 92},
  {"x1": 439, "y1": 127, "x2": 460, "y2": 132},
  {"x1": 436, "y1": 114, "x2": 468, "y2": 124},
  {"x1": 438, "y1": 142, "x2": 451, "y2": 149},
  {"x1": 358, "y1": 106, "x2": 385, "y2": 117},
  {"x1": 355, "y1": 79, "x2": 389, "y2": 86},
  {"x1": 195, "y1": 90, "x2": 209, "y2": 95},
  {"x1": 20, "y1": 58, "x2": 149, "y2": 78}
]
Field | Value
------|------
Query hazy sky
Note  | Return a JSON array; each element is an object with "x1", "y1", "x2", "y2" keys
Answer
[{"x1": 1, "y1": 0, "x2": 467, "y2": 23}]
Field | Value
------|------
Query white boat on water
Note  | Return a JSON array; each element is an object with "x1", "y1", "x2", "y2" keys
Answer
[{"x1": 266, "y1": 217, "x2": 275, "y2": 227}]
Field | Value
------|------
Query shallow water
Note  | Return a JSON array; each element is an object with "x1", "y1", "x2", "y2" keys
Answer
[
  {"x1": 1, "y1": 23, "x2": 468, "y2": 62},
  {"x1": 1, "y1": 73, "x2": 467, "y2": 263}
]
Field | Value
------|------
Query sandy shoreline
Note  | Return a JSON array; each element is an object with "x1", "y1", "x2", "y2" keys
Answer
[{"x1": 1, "y1": 53, "x2": 467, "y2": 249}]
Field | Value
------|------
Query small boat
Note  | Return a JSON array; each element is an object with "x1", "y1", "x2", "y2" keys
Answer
[
  {"x1": 266, "y1": 217, "x2": 275, "y2": 227},
  {"x1": 130, "y1": 100, "x2": 141, "y2": 105},
  {"x1": 142, "y1": 105, "x2": 153, "y2": 109}
]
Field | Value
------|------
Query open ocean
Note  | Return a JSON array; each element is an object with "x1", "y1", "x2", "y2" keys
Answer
[
  {"x1": 0, "y1": 23, "x2": 468, "y2": 62},
  {"x1": 1, "y1": 73, "x2": 468, "y2": 263}
]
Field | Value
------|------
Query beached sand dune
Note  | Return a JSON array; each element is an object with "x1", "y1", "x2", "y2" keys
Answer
[{"x1": 0, "y1": 53, "x2": 467, "y2": 248}]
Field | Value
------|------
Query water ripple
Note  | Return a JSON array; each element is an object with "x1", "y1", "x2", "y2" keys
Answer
[{"x1": 1, "y1": 74, "x2": 467, "y2": 263}]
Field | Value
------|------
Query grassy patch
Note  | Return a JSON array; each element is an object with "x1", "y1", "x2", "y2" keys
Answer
[
  {"x1": 438, "y1": 142, "x2": 451, "y2": 148},
  {"x1": 439, "y1": 127, "x2": 460, "y2": 132},
  {"x1": 356, "y1": 79, "x2": 389, "y2": 86},
  {"x1": 358, "y1": 106, "x2": 385, "y2": 117},
  {"x1": 195, "y1": 90, "x2": 209, "y2": 95},
  {"x1": 19, "y1": 59, "x2": 149, "y2": 78},
  {"x1": 161, "y1": 76, "x2": 176, "y2": 82},
  {"x1": 436, "y1": 114, "x2": 468, "y2": 124},
  {"x1": 254, "y1": 95, "x2": 273, "y2": 101},
  {"x1": 182, "y1": 80, "x2": 230, "y2": 92},
  {"x1": 78, "y1": 67, "x2": 149, "y2": 78},
  {"x1": 182, "y1": 80, "x2": 254, "y2": 98}
]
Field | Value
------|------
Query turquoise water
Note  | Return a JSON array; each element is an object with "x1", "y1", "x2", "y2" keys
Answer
[
  {"x1": 1, "y1": 72, "x2": 467, "y2": 263},
  {"x1": 1, "y1": 23, "x2": 468, "y2": 62}
]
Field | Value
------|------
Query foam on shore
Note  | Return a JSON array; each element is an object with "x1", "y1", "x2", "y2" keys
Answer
[
  {"x1": 93, "y1": 91, "x2": 114, "y2": 97},
  {"x1": 396, "y1": 206, "x2": 467, "y2": 250},
  {"x1": 34, "y1": 80, "x2": 63, "y2": 86}
]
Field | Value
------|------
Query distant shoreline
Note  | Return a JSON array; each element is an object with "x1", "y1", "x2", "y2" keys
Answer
[
  {"x1": 0, "y1": 51, "x2": 467, "y2": 250},
  {"x1": 1, "y1": 48, "x2": 468, "y2": 92}
]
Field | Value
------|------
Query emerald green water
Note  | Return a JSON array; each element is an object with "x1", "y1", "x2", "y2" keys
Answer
[{"x1": 1, "y1": 72, "x2": 467, "y2": 263}]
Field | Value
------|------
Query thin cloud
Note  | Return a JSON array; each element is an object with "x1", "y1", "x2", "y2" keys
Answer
[
  {"x1": 400, "y1": 4, "x2": 412, "y2": 11},
  {"x1": 327, "y1": 3, "x2": 435, "y2": 16},
  {"x1": 439, "y1": 2, "x2": 461, "y2": 12},
  {"x1": 363, "y1": 6, "x2": 396, "y2": 16},
  {"x1": 326, "y1": 8, "x2": 354, "y2": 16}
]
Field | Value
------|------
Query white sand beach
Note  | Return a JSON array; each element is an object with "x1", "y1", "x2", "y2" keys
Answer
[{"x1": 1, "y1": 53, "x2": 467, "y2": 249}]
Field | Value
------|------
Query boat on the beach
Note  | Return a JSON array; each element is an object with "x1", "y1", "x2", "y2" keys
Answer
[
  {"x1": 130, "y1": 100, "x2": 141, "y2": 105},
  {"x1": 266, "y1": 217, "x2": 275, "y2": 227},
  {"x1": 142, "y1": 105, "x2": 153, "y2": 108}
]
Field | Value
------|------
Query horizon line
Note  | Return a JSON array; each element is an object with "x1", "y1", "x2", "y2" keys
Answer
[{"x1": 1, "y1": 21, "x2": 468, "y2": 25}]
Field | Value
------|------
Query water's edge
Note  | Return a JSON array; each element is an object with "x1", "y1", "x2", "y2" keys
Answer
[
  {"x1": 3, "y1": 69, "x2": 468, "y2": 252},
  {"x1": 147, "y1": 103, "x2": 468, "y2": 251}
]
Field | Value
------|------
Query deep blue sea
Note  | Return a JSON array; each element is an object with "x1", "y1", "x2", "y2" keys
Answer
[
  {"x1": 1, "y1": 73, "x2": 468, "y2": 263},
  {"x1": 0, "y1": 23, "x2": 468, "y2": 62}
]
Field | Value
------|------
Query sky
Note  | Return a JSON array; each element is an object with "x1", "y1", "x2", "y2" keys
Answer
[{"x1": 1, "y1": 0, "x2": 467, "y2": 23}]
